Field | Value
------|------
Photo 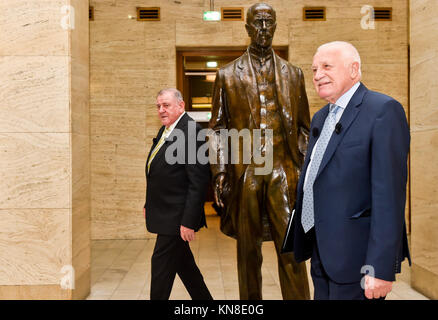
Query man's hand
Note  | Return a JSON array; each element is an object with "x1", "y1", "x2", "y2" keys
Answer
[
  {"x1": 214, "y1": 173, "x2": 226, "y2": 208},
  {"x1": 364, "y1": 275, "x2": 393, "y2": 299},
  {"x1": 180, "y1": 225, "x2": 195, "y2": 242},
  {"x1": 143, "y1": 208, "x2": 145, "y2": 218}
]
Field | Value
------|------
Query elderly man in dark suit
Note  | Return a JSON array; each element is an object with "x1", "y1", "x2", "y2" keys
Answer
[
  {"x1": 284, "y1": 41, "x2": 411, "y2": 299},
  {"x1": 144, "y1": 88, "x2": 212, "y2": 300},
  {"x1": 209, "y1": 3, "x2": 310, "y2": 300}
]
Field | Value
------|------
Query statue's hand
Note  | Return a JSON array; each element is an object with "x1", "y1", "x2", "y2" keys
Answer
[{"x1": 214, "y1": 173, "x2": 226, "y2": 208}]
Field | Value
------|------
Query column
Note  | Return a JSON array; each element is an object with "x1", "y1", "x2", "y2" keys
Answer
[{"x1": 0, "y1": 0, "x2": 90, "y2": 299}]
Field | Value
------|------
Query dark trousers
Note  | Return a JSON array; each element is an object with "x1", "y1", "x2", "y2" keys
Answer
[
  {"x1": 150, "y1": 234, "x2": 213, "y2": 300},
  {"x1": 310, "y1": 229, "x2": 384, "y2": 300}
]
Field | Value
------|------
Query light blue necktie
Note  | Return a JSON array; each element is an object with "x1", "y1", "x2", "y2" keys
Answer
[{"x1": 301, "y1": 104, "x2": 340, "y2": 233}]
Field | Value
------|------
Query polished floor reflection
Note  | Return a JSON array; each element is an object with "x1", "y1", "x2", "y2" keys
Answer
[{"x1": 87, "y1": 205, "x2": 428, "y2": 300}]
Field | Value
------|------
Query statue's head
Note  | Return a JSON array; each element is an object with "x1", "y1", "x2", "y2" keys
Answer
[{"x1": 245, "y1": 3, "x2": 277, "y2": 49}]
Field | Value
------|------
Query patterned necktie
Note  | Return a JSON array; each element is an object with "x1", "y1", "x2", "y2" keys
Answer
[
  {"x1": 147, "y1": 127, "x2": 170, "y2": 172},
  {"x1": 301, "y1": 104, "x2": 340, "y2": 233}
]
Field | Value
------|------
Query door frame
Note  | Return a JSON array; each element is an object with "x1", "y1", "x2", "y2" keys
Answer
[{"x1": 176, "y1": 46, "x2": 289, "y2": 110}]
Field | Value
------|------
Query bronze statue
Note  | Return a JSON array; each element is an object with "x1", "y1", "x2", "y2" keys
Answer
[{"x1": 209, "y1": 3, "x2": 311, "y2": 300}]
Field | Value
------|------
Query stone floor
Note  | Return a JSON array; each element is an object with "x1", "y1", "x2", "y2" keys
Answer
[{"x1": 86, "y1": 205, "x2": 429, "y2": 300}]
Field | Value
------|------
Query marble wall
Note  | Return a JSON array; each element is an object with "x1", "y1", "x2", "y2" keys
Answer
[
  {"x1": 89, "y1": 0, "x2": 409, "y2": 239},
  {"x1": 2, "y1": 0, "x2": 432, "y2": 300},
  {"x1": 410, "y1": 0, "x2": 438, "y2": 300},
  {"x1": 71, "y1": 0, "x2": 91, "y2": 300},
  {"x1": 0, "y1": 0, "x2": 90, "y2": 299},
  {"x1": 3, "y1": 0, "x2": 435, "y2": 300}
]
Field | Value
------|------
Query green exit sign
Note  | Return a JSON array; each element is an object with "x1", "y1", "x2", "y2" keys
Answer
[{"x1": 203, "y1": 11, "x2": 221, "y2": 21}]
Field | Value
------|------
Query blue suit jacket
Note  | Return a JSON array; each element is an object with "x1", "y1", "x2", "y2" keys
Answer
[{"x1": 291, "y1": 83, "x2": 411, "y2": 283}]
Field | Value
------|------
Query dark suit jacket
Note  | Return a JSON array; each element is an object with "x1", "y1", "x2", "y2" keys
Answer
[
  {"x1": 144, "y1": 113, "x2": 209, "y2": 235},
  {"x1": 288, "y1": 83, "x2": 411, "y2": 283},
  {"x1": 209, "y1": 49, "x2": 310, "y2": 238}
]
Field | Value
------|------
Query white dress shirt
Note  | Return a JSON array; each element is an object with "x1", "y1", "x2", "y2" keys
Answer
[
  {"x1": 147, "y1": 112, "x2": 186, "y2": 171},
  {"x1": 303, "y1": 82, "x2": 361, "y2": 189},
  {"x1": 166, "y1": 111, "x2": 186, "y2": 136}
]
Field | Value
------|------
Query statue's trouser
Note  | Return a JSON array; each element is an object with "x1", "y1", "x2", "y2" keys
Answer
[{"x1": 236, "y1": 162, "x2": 310, "y2": 300}]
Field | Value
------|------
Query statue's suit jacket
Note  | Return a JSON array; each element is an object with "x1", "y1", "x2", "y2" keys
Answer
[
  {"x1": 209, "y1": 49, "x2": 310, "y2": 238},
  {"x1": 144, "y1": 113, "x2": 209, "y2": 235},
  {"x1": 288, "y1": 83, "x2": 411, "y2": 283}
]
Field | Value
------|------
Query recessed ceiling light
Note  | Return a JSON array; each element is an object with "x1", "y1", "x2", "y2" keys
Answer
[{"x1": 206, "y1": 61, "x2": 218, "y2": 68}]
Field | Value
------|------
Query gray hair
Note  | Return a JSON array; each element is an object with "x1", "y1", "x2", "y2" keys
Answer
[
  {"x1": 157, "y1": 88, "x2": 184, "y2": 103},
  {"x1": 317, "y1": 41, "x2": 362, "y2": 78}
]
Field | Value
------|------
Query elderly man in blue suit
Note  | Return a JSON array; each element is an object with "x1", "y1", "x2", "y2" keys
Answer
[{"x1": 284, "y1": 41, "x2": 411, "y2": 300}]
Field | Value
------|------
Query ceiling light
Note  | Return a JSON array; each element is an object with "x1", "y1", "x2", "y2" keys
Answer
[{"x1": 206, "y1": 61, "x2": 218, "y2": 68}]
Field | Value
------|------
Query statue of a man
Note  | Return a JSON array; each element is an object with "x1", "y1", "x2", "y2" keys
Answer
[{"x1": 209, "y1": 3, "x2": 311, "y2": 300}]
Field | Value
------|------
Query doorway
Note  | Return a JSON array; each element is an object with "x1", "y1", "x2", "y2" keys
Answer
[
  {"x1": 176, "y1": 47, "x2": 288, "y2": 203},
  {"x1": 176, "y1": 47, "x2": 288, "y2": 114}
]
